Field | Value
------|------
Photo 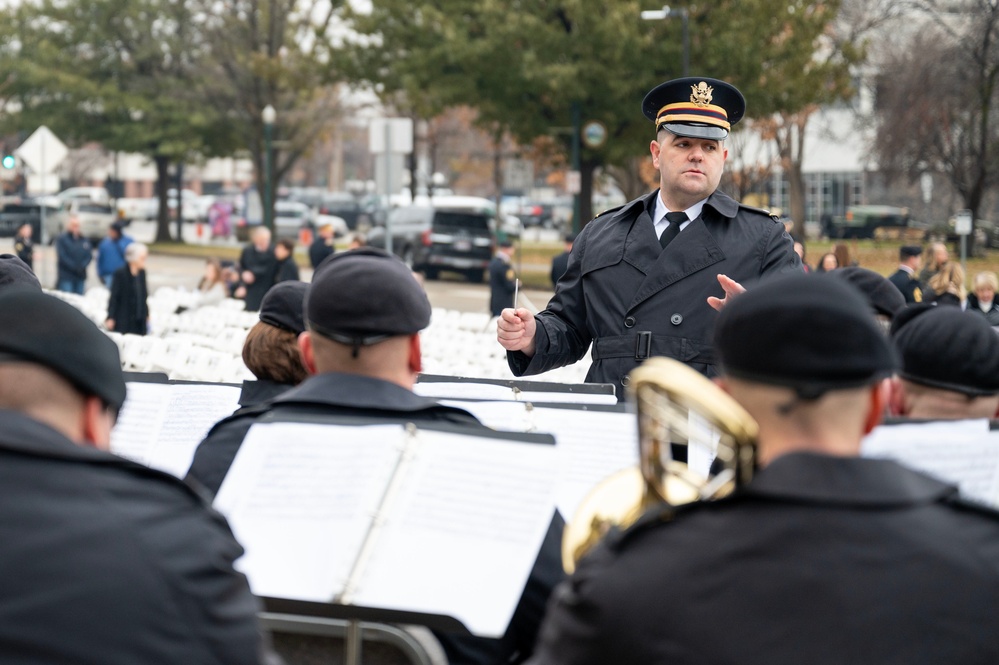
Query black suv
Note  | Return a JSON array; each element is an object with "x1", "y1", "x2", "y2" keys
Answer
[{"x1": 368, "y1": 203, "x2": 495, "y2": 282}]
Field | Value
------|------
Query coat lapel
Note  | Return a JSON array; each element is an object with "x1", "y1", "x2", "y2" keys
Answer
[{"x1": 628, "y1": 211, "x2": 726, "y2": 311}]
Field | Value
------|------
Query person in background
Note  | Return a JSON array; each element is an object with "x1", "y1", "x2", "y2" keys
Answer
[
  {"x1": 0, "y1": 288, "x2": 268, "y2": 664},
  {"x1": 96, "y1": 222, "x2": 134, "y2": 289},
  {"x1": 925, "y1": 261, "x2": 966, "y2": 307},
  {"x1": 309, "y1": 222, "x2": 335, "y2": 268},
  {"x1": 832, "y1": 242, "x2": 855, "y2": 268},
  {"x1": 220, "y1": 260, "x2": 242, "y2": 298},
  {"x1": 550, "y1": 232, "x2": 576, "y2": 287},
  {"x1": 106, "y1": 242, "x2": 149, "y2": 335},
  {"x1": 489, "y1": 237, "x2": 517, "y2": 317},
  {"x1": 348, "y1": 232, "x2": 368, "y2": 250},
  {"x1": 919, "y1": 241, "x2": 949, "y2": 284},
  {"x1": 831, "y1": 266, "x2": 905, "y2": 333},
  {"x1": 273, "y1": 237, "x2": 300, "y2": 283},
  {"x1": 967, "y1": 271, "x2": 999, "y2": 326},
  {"x1": 887, "y1": 245, "x2": 924, "y2": 304},
  {"x1": 238, "y1": 226, "x2": 277, "y2": 312},
  {"x1": 55, "y1": 215, "x2": 92, "y2": 294},
  {"x1": 13, "y1": 222, "x2": 34, "y2": 271},
  {"x1": 793, "y1": 240, "x2": 810, "y2": 273},
  {"x1": 815, "y1": 252, "x2": 839, "y2": 272},
  {"x1": 193, "y1": 257, "x2": 229, "y2": 308},
  {"x1": 889, "y1": 304, "x2": 999, "y2": 419},
  {"x1": 236, "y1": 281, "x2": 309, "y2": 408}
]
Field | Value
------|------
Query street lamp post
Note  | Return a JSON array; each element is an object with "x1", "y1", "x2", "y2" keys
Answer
[
  {"x1": 641, "y1": 5, "x2": 689, "y2": 77},
  {"x1": 262, "y1": 104, "x2": 276, "y2": 232}
]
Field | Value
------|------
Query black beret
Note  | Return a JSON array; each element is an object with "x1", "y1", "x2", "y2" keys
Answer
[
  {"x1": 832, "y1": 267, "x2": 906, "y2": 320},
  {"x1": 643, "y1": 76, "x2": 746, "y2": 140},
  {"x1": 0, "y1": 254, "x2": 41, "y2": 291},
  {"x1": 0, "y1": 290, "x2": 126, "y2": 410},
  {"x1": 259, "y1": 281, "x2": 308, "y2": 334},
  {"x1": 900, "y1": 245, "x2": 922, "y2": 259},
  {"x1": 890, "y1": 304, "x2": 999, "y2": 396},
  {"x1": 305, "y1": 247, "x2": 431, "y2": 345},
  {"x1": 714, "y1": 273, "x2": 897, "y2": 398}
]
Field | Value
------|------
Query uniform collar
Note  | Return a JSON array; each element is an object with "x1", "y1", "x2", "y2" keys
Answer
[
  {"x1": 0, "y1": 409, "x2": 133, "y2": 466},
  {"x1": 275, "y1": 372, "x2": 473, "y2": 415},
  {"x1": 739, "y1": 451, "x2": 957, "y2": 507}
]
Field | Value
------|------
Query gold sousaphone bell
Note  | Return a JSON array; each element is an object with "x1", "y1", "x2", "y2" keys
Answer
[{"x1": 562, "y1": 357, "x2": 759, "y2": 573}]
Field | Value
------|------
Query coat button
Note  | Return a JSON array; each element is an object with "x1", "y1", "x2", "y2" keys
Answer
[
  {"x1": 621, "y1": 376, "x2": 631, "y2": 388},
  {"x1": 624, "y1": 316, "x2": 636, "y2": 328},
  {"x1": 670, "y1": 313, "x2": 683, "y2": 325}
]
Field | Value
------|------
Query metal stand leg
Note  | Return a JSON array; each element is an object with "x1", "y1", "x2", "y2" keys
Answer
[{"x1": 345, "y1": 619, "x2": 362, "y2": 665}]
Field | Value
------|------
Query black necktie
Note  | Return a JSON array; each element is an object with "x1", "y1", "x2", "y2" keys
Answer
[{"x1": 659, "y1": 211, "x2": 688, "y2": 249}]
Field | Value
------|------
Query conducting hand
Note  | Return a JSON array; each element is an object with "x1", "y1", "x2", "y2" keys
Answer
[
  {"x1": 497, "y1": 307, "x2": 537, "y2": 357},
  {"x1": 707, "y1": 273, "x2": 746, "y2": 311}
]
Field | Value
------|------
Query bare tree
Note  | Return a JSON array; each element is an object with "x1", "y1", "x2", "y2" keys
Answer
[{"x1": 872, "y1": 0, "x2": 999, "y2": 250}]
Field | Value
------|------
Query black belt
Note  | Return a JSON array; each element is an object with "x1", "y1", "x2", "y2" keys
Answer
[{"x1": 591, "y1": 332, "x2": 714, "y2": 364}]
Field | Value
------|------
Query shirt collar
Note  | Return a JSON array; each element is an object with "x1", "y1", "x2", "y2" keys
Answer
[{"x1": 652, "y1": 193, "x2": 707, "y2": 235}]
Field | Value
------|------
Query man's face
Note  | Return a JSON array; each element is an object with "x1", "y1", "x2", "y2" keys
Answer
[
  {"x1": 976, "y1": 285, "x2": 995, "y2": 304},
  {"x1": 650, "y1": 132, "x2": 728, "y2": 209},
  {"x1": 67, "y1": 216, "x2": 80, "y2": 234}
]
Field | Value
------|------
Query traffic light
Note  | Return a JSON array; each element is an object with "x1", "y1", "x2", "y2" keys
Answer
[{"x1": 1, "y1": 154, "x2": 14, "y2": 169}]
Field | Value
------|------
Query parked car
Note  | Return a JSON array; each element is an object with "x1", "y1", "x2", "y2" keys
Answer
[
  {"x1": 318, "y1": 192, "x2": 369, "y2": 231},
  {"x1": 824, "y1": 205, "x2": 910, "y2": 239},
  {"x1": 46, "y1": 199, "x2": 117, "y2": 243},
  {"x1": 0, "y1": 200, "x2": 58, "y2": 238},
  {"x1": 367, "y1": 198, "x2": 496, "y2": 282},
  {"x1": 274, "y1": 200, "x2": 313, "y2": 240},
  {"x1": 519, "y1": 201, "x2": 557, "y2": 228}
]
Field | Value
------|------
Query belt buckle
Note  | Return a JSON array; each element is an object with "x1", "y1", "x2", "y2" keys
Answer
[{"x1": 635, "y1": 331, "x2": 652, "y2": 360}]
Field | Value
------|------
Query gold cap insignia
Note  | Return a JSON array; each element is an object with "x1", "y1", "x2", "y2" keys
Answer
[{"x1": 690, "y1": 82, "x2": 713, "y2": 107}]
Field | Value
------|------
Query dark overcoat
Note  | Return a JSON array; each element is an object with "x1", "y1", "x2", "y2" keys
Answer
[
  {"x1": 527, "y1": 453, "x2": 999, "y2": 665},
  {"x1": 508, "y1": 190, "x2": 800, "y2": 395},
  {"x1": 0, "y1": 410, "x2": 264, "y2": 664}
]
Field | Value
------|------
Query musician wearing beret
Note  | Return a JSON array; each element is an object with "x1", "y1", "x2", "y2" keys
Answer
[
  {"x1": 527, "y1": 274, "x2": 999, "y2": 665},
  {"x1": 498, "y1": 77, "x2": 800, "y2": 396},
  {"x1": 0, "y1": 290, "x2": 266, "y2": 663}
]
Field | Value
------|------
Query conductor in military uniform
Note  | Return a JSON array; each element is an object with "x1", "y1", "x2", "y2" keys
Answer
[
  {"x1": 489, "y1": 237, "x2": 517, "y2": 316},
  {"x1": 497, "y1": 77, "x2": 800, "y2": 395},
  {"x1": 527, "y1": 273, "x2": 999, "y2": 665}
]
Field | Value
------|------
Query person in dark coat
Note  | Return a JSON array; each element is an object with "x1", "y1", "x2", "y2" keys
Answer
[
  {"x1": 309, "y1": 222, "x2": 336, "y2": 268},
  {"x1": 967, "y1": 270, "x2": 999, "y2": 326},
  {"x1": 55, "y1": 214, "x2": 92, "y2": 294},
  {"x1": 273, "y1": 237, "x2": 300, "y2": 282},
  {"x1": 13, "y1": 222, "x2": 34, "y2": 270},
  {"x1": 106, "y1": 242, "x2": 149, "y2": 335},
  {"x1": 550, "y1": 232, "x2": 575, "y2": 286},
  {"x1": 489, "y1": 238, "x2": 517, "y2": 316},
  {"x1": 527, "y1": 274, "x2": 999, "y2": 665},
  {"x1": 238, "y1": 226, "x2": 277, "y2": 311},
  {"x1": 0, "y1": 288, "x2": 267, "y2": 664},
  {"x1": 188, "y1": 248, "x2": 563, "y2": 665},
  {"x1": 887, "y1": 244, "x2": 925, "y2": 303},
  {"x1": 498, "y1": 77, "x2": 800, "y2": 396}
]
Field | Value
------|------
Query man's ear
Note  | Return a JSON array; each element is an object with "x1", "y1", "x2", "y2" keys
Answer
[
  {"x1": 713, "y1": 377, "x2": 731, "y2": 395},
  {"x1": 649, "y1": 139, "x2": 661, "y2": 167},
  {"x1": 863, "y1": 381, "x2": 888, "y2": 435},
  {"x1": 299, "y1": 332, "x2": 318, "y2": 375},
  {"x1": 81, "y1": 396, "x2": 113, "y2": 452},
  {"x1": 408, "y1": 334, "x2": 422, "y2": 376},
  {"x1": 887, "y1": 377, "x2": 906, "y2": 417}
]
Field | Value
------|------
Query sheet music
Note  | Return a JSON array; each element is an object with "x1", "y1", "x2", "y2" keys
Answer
[
  {"x1": 442, "y1": 400, "x2": 639, "y2": 521},
  {"x1": 351, "y1": 428, "x2": 557, "y2": 637},
  {"x1": 214, "y1": 423, "x2": 405, "y2": 602},
  {"x1": 862, "y1": 419, "x2": 999, "y2": 507},
  {"x1": 515, "y1": 390, "x2": 618, "y2": 405},
  {"x1": 111, "y1": 382, "x2": 241, "y2": 477}
]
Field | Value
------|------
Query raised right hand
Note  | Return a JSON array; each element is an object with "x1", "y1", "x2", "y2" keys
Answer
[{"x1": 497, "y1": 307, "x2": 537, "y2": 357}]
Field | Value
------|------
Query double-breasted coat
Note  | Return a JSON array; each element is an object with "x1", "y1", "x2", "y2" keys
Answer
[{"x1": 508, "y1": 190, "x2": 800, "y2": 395}]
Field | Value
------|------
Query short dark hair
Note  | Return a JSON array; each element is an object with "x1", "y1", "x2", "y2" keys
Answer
[{"x1": 277, "y1": 238, "x2": 295, "y2": 253}]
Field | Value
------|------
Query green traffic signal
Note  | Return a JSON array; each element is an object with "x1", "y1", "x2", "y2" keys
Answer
[{"x1": 1, "y1": 155, "x2": 14, "y2": 169}]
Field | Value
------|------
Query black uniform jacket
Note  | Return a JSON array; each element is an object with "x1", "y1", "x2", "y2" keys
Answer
[
  {"x1": 508, "y1": 190, "x2": 800, "y2": 395},
  {"x1": 239, "y1": 244, "x2": 277, "y2": 312},
  {"x1": 888, "y1": 267, "x2": 924, "y2": 304},
  {"x1": 528, "y1": 452, "x2": 999, "y2": 665},
  {"x1": 107, "y1": 266, "x2": 149, "y2": 335},
  {"x1": 0, "y1": 410, "x2": 264, "y2": 665},
  {"x1": 186, "y1": 372, "x2": 565, "y2": 665}
]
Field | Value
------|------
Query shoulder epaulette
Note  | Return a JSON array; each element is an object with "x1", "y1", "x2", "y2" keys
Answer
[
  {"x1": 738, "y1": 202, "x2": 778, "y2": 219},
  {"x1": 594, "y1": 203, "x2": 626, "y2": 219}
]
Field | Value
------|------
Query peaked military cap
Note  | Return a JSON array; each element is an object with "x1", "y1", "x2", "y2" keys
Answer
[{"x1": 643, "y1": 76, "x2": 746, "y2": 140}]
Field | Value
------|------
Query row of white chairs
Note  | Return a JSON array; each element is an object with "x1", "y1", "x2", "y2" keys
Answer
[{"x1": 55, "y1": 286, "x2": 592, "y2": 385}]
